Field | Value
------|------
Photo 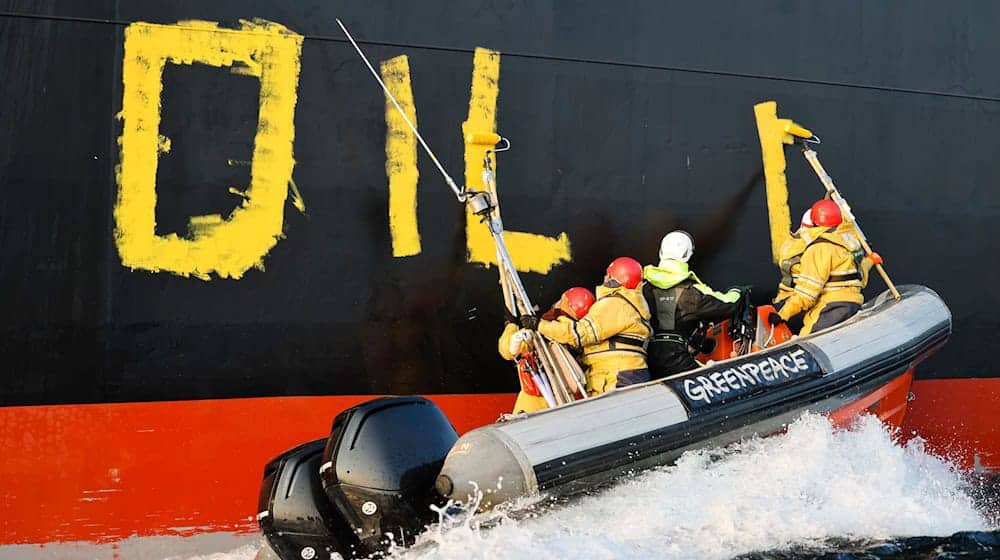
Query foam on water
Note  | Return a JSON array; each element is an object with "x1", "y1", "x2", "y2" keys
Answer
[
  {"x1": 390, "y1": 413, "x2": 989, "y2": 560},
  {"x1": 2, "y1": 413, "x2": 990, "y2": 560}
]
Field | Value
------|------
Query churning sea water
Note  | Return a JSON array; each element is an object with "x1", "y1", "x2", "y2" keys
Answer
[{"x1": 379, "y1": 413, "x2": 995, "y2": 560}]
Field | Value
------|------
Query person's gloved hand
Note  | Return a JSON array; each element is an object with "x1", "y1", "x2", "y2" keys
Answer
[
  {"x1": 767, "y1": 312, "x2": 785, "y2": 326},
  {"x1": 509, "y1": 329, "x2": 533, "y2": 356},
  {"x1": 503, "y1": 307, "x2": 518, "y2": 325},
  {"x1": 726, "y1": 284, "x2": 752, "y2": 296},
  {"x1": 519, "y1": 315, "x2": 539, "y2": 330},
  {"x1": 867, "y1": 252, "x2": 884, "y2": 266}
]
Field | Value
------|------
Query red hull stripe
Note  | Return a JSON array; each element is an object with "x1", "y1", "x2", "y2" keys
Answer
[
  {"x1": 2, "y1": 379, "x2": 998, "y2": 546},
  {"x1": 901, "y1": 378, "x2": 1000, "y2": 471},
  {"x1": 0, "y1": 394, "x2": 515, "y2": 545}
]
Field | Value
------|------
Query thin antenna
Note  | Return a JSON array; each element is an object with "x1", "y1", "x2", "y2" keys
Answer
[{"x1": 335, "y1": 19, "x2": 464, "y2": 200}]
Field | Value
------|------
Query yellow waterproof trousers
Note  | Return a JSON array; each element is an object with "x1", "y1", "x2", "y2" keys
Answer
[{"x1": 512, "y1": 391, "x2": 548, "y2": 414}]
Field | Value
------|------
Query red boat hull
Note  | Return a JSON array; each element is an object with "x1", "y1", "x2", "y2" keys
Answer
[{"x1": 828, "y1": 369, "x2": 915, "y2": 430}]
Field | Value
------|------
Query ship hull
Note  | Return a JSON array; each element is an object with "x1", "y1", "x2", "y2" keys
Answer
[{"x1": 1, "y1": 1, "x2": 999, "y2": 546}]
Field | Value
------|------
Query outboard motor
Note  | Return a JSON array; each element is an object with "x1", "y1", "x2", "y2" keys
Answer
[
  {"x1": 256, "y1": 439, "x2": 351, "y2": 560},
  {"x1": 257, "y1": 396, "x2": 459, "y2": 560},
  {"x1": 320, "y1": 396, "x2": 459, "y2": 556}
]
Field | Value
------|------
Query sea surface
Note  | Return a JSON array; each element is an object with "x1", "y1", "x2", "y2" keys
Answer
[{"x1": 5, "y1": 413, "x2": 997, "y2": 560}]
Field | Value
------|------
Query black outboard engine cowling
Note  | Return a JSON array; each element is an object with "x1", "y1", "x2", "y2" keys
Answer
[
  {"x1": 256, "y1": 396, "x2": 459, "y2": 560},
  {"x1": 257, "y1": 439, "x2": 352, "y2": 560},
  {"x1": 320, "y1": 396, "x2": 459, "y2": 557}
]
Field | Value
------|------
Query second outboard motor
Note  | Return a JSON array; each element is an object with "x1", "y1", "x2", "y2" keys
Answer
[
  {"x1": 257, "y1": 439, "x2": 354, "y2": 560},
  {"x1": 319, "y1": 396, "x2": 459, "y2": 558}
]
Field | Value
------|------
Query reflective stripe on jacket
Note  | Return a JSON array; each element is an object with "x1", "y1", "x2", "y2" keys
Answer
[
  {"x1": 777, "y1": 224, "x2": 868, "y2": 326},
  {"x1": 774, "y1": 232, "x2": 809, "y2": 305},
  {"x1": 538, "y1": 284, "x2": 652, "y2": 394},
  {"x1": 642, "y1": 259, "x2": 741, "y2": 337}
]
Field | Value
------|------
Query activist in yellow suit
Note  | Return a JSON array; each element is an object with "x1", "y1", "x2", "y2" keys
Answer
[
  {"x1": 499, "y1": 287, "x2": 595, "y2": 413},
  {"x1": 773, "y1": 209, "x2": 816, "y2": 308},
  {"x1": 538, "y1": 258, "x2": 653, "y2": 395},
  {"x1": 776, "y1": 200, "x2": 875, "y2": 335}
]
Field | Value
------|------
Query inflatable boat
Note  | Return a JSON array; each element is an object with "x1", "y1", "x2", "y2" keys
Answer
[{"x1": 255, "y1": 285, "x2": 949, "y2": 560}]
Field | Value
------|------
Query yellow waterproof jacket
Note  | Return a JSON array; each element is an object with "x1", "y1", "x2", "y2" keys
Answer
[
  {"x1": 538, "y1": 285, "x2": 652, "y2": 395},
  {"x1": 497, "y1": 322, "x2": 548, "y2": 414},
  {"x1": 498, "y1": 322, "x2": 523, "y2": 361},
  {"x1": 777, "y1": 223, "x2": 873, "y2": 333},
  {"x1": 773, "y1": 232, "x2": 809, "y2": 306}
]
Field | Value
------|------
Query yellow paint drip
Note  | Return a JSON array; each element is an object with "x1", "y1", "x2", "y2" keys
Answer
[
  {"x1": 288, "y1": 178, "x2": 306, "y2": 214},
  {"x1": 115, "y1": 19, "x2": 303, "y2": 279},
  {"x1": 753, "y1": 101, "x2": 792, "y2": 264},
  {"x1": 188, "y1": 214, "x2": 224, "y2": 237},
  {"x1": 381, "y1": 55, "x2": 421, "y2": 258},
  {"x1": 463, "y1": 48, "x2": 571, "y2": 273}
]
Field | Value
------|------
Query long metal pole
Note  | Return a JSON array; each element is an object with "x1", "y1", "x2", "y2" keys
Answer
[
  {"x1": 339, "y1": 18, "x2": 575, "y2": 407},
  {"x1": 522, "y1": 355, "x2": 557, "y2": 409},
  {"x1": 495, "y1": 243, "x2": 518, "y2": 315},
  {"x1": 802, "y1": 148, "x2": 901, "y2": 301},
  {"x1": 531, "y1": 332, "x2": 568, "y2": 405},
  {"x1": 336, "y1": 19, "x2": 538, "y2": 316},
  {"x1": 486, "y1": 216, "x2": 535, "y2": 311},
  {"x1": 336, "y1": 19, "x2": 464, "y2": 201},
  {"x1": 501, "y1": 265, "x2": 572, "y2": 404},
  {"x1": 549, "y1": 340, "x2": 588, "y2": 399},
  {"x1": 483, "y1": 148, "x2": 575, "y2": 403},
  {"x1": 483, "y1": 153, "x2": 522, "y2": 317}
]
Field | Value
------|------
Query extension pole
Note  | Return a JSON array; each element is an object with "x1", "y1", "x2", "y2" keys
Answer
[
  {"x1": 336, "y1": 19, "x2": 464, "y2": 201},
  {"x1": 801, "y1": 147, "x2": 901, "y2": 301},
  {"x1": 338, "y1": 18, "x2": 575, "y2": 406}
]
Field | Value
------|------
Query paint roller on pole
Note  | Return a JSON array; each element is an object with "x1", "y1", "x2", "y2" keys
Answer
[
  {"x1": 475, "y1": 136, "x2": 572, "y2": 405},
  {"x1": 465, "y1": 138, "x2": 578, "y2": 405},
  {"x1": 781, "y1": 120, "x2": 902, "y2": 301},
  {"x1": 336, "y1": 19, "x2": 580, "y2": 406},
  {"x1": 475, "y1": 132, "x2": 586, "y2": 402}
]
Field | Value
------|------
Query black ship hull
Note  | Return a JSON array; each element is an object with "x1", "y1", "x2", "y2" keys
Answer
[{"x1": 0, "y1": 1, "x2": 996, "y2": 545}]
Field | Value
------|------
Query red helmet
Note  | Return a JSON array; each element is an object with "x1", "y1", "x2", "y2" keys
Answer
[
  {"x1": 605, "y1": 257, "x2": 643, "y2": 289},
  {"x1": 810, "y1": 199, "x2": 842, "y2": 227},
  {"x1": 559, "y1": 287, "x2": 595, "y2": 320}
]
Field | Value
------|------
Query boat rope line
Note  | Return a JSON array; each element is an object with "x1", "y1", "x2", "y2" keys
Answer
[{"x1": 4, "y1": 9, "x2": 1000, "y2": 105}]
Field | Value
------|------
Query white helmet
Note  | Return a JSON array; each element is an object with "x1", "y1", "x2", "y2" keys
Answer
[
  {"x1": 799, "y1": 209, "x2": 814, "y2": 230},
  {"x1": 658, "y1": 230, "x2": 694, "y2": 263}
]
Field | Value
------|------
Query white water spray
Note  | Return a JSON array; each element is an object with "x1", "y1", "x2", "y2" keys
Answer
[{"x1": 390, "y1": 413, "x2": 988, "y2": 560}]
